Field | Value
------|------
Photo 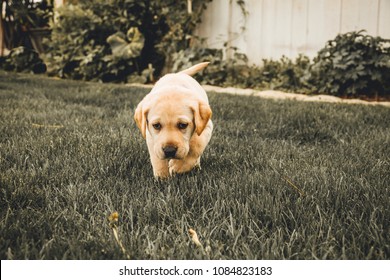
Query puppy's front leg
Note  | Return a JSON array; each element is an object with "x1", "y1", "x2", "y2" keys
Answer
[
  {"x1": 146, "y1": 137, "x2": 169, "y2": 178},
  {"x1": 150, "y1": 154, "x2": 170, "y2": 178}
]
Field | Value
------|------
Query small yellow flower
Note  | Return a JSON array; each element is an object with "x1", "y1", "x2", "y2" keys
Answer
[
  {"x1": 107, "y1": 211, "x2": 130, "y2": 259},
  {"x1": 108, "y1": 211, "x2": 119, "y2": 228},
  {"x1": 109, "y1": 211, "x2": 119, "y2": 222}
]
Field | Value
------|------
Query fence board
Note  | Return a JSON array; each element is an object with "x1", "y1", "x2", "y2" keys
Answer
[
  {"x1": 291, "y1": 0, "x2": 309, "y2": 58},
  {"x1": 244, "y1": 0, "x2": 264, "y2": 63},
  {"x1": 378, "y1": 0, "x2": 390, "y2": 38},
  {"x1": 195, "y1": 0, "x2": 229, "y2": 48},
  {"x1": 306, "y1": 0, "x2": 326, "y2": 57},
  {"x1": 274, "y1": 0, "x2": 293, "y2": 59},
  {"x1": 260, "y1": 0, "x2": 278, "y2": 59}
]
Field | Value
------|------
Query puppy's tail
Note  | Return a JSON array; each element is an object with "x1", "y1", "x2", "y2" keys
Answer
[{"x1": 180, "y1": 62, "x2": 209, "y2": 76}]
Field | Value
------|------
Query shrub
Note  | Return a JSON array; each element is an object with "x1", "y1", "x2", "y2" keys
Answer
[
  {"x1": 44, "y1": 0, "x2": 211, "y2": 83},
  {"x1": 171, "y1": 47, "x2": 312, "y2": 92},
  {"x1": 309, "y1": 30, "x2": 390, "y2": 98},
  {"x1": 259, "y1": 55, "x2": 312, "y2": 92},
  {"x1": 0, "y1": 0, "x2": 54, "y2": 50},
  {"x1": 170, "y1": 47, "x2": 257, "y2": 88},
  {"x1": 44, "y1": 1, "x2": 152, "y2": 82},
  {"x1": 0, "y1": 46, "x2": 46, "y2": 74},
  {"x1": 170, "y1": 47, "x2": 259, "y2": 87}
]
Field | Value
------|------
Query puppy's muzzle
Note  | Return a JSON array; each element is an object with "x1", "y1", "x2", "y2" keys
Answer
[{"x1": 162, "y1": 145, "x2": 178, "y2": 159}]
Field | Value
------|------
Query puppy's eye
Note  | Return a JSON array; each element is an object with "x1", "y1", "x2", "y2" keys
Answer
[
  {"x1": 178, "y1": 123, "x2": 188, "y2": 130},
  {"x1": 152, "y1": 123, "x2": 162, "y2": 130}
]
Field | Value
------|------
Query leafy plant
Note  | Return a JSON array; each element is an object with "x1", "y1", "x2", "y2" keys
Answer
[
  {"x1": 107, "y1": 27, "x2": 145, "y2": 59},
  {"x1": 0, "y1": 46, "x2": 46, "y2": 74},
  {"x1": 170, "y1": 47, "x2": 257, "y2": 87},
  {"x1": 1, "y1": 0, "x2": 54, "y2": 50},
  {"x1": 5, "y1": 0, "x2": 53, "y2": 28},
  {"x1": 259, "y1": 55, "x2": 312, "y2": 92},
  {"x1": 155, "y1": 0, "x2": 213, "y2": 72},
  {"x1": 171, "y1": 47, "x2": 225, "y2": 84},
  {"x1": 44, "y1": 2, "x2": 146, "y2": 82},
  {"x1": 310, "y1": 30, "x2": 390, "y2": 98},
  {"x1": 44, "y1": 0, "x2": 212, "y2": 83},
  {"x1": 171, "y1": 47, "x2": 312, "y2": 92}
]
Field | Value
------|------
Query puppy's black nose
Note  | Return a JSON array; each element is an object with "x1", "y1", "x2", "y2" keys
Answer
[{"x1": 163, "y1": 146, "x2": 177, "y2": 158}]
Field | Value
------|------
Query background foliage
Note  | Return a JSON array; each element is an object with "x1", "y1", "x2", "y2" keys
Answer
[
  {"x1": 44, "y1": 0, "x2": 211, "y2": 83},
  {"x1": 0, "y1": 1, "x2": 389, "y2": 98},
  {"x1": 0, "y1": 0, "x2": 54, "y2": 50},
  {"x1": 172, "y1": 48, "x2": 313, "y2": 93},
  {"x1": 0, "y1": 46, "x2": 46, "y2": 73},
  {"x1": 309, "y1": 30, "x2": 390, "y2": 98},
  {"x1": 172, "y1": 31, "x2": 389, "y2": 99}
]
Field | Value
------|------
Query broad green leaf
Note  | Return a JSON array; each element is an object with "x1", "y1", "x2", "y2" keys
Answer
[{"x1": 107, "y1": 27, "x2": 145, "y2": 59}]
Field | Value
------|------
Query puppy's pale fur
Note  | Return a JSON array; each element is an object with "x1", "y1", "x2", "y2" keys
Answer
[{"x1": 134, "y1": 62, "x2": 213, "y2": 178}]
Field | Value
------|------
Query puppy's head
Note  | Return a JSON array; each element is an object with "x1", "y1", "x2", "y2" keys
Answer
[{"x1": 134, "y1": 89, "x2": 212, "y2": 160}]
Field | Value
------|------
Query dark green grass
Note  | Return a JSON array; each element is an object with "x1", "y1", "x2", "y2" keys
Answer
[{"x1": 0, "y1": 71, "x2": 389, "y2": 260}]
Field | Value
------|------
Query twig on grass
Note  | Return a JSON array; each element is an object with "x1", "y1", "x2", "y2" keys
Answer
[
  {"x1": 282, "y1": 175, "x2": 305, "y2": 196},
  {"x1": 108, "y1": 211, "x2": 130, "y2": 259},
  {"x1": 32, "y1": 123, "x2": 64, "y2": 129},
  {"x1": 188, "y1": 228, "x2": 202, "y2": 247},
  {"x1": 269, "y1": 164, "x2": 305, "y2": 196},
  {"x1": 189, "y1": 228, "x2": 212, "y2": 259},
  {"x1": 188, "y1": 228, "x2": 212, "y2": 259}
]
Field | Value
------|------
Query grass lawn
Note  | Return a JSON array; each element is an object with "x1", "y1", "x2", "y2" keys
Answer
[{"x1": 0, "y1": 71, "x2": 389, "y2": 260}]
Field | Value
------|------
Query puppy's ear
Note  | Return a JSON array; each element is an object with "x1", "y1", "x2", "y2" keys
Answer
[
  {"x1": 191, "y1": 100, "x2": 212, "y2": 135},
  {"x1": 134, "y1": 100, "x2": 149, "y2": 139}
]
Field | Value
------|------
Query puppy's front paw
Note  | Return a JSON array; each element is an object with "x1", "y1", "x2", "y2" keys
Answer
[
  {"x1": 153, "y1": 170, "x2": 170, "y2": 179},
  {"x1": 168, "y1": 159, "x2": 179, "y2": 176},
  {"x1": 168, "y1": 158, "x2": 201, "y2": 176}
]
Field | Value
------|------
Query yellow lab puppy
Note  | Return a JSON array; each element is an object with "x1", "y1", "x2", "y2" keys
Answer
[{"x1": 134, "y1": 62, "x2": 213, "y2": 178}]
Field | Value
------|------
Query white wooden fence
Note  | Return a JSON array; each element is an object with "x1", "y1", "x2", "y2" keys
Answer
[{"x1": 195, "y1": 0, "x2": 390, "y2": 64}]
